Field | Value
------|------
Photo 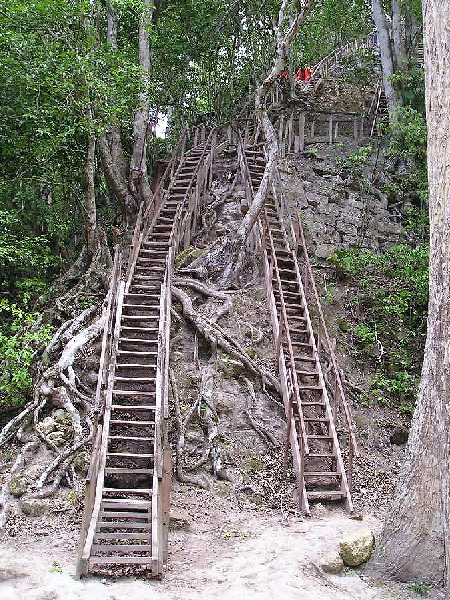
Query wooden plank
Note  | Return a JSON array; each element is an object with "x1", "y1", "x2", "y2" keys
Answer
[
  {"x1": 101, "y1": 511, "x2": 151, "y2": 519},
  {"x1": 90, "y1": 556, "x2": 152, "y2": 565},
  {"x1": 92, "y1": 544, "x2": 152, "y2": 552},
  {"x1": 299, "y1": 112, "x2": 305, "y2": 152},
  {"x1": 95, "y1": 533, "x2": 151, "y2": 540},
  {"x1": 97, "y1": 522, "x2": 150, "y2": 530}
]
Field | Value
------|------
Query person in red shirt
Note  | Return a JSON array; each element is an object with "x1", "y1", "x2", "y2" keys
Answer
[
  {"x1": 296, "y1": 66, "x2": 305, "y2": 82},
  {"x1": 304, "y1": 66, "x2": 312, "y2": 82},
  {"x1": 280, "y1": 70, "x2": 288, "y2": 79}
]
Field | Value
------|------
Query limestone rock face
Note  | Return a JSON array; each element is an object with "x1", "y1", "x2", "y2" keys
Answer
[
  {"x1": 339, "y1": 526, "x2": 375, "y2": 567},
  {"x1": 319, "y1": 551, "x2": 344, "y2": 574}
]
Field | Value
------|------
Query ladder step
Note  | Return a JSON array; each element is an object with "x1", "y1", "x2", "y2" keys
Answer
[
  {"x1": 105, "y1": 468, "x2": 154, "y2": 474},
  {"x1": 308, "y1": 453, "x2": 335, "y2": 458},
  {"x1": 101, "y1": 498, "x2": 151, "y2": 507},
  {"x1": 117, "y1": 351, "x2": 158, "y2": 357},
  {"x1": 111, "y1": 405, "x2": 156, "y2": 411},
  {"x1": 307, "y1": 490, "x2": 344, "y2": 500},
  {"x1": 107, "y1": 452, "x2": 154, "y2": 458},
  {"x1": 112, "y1": 390, "x2": 156, "y2": 396},
  {"x1": 92, "y1": 544, "x2": 152, "y2": 553},
  {"x1": 114, "y1": 377, "x2": 156, "y2": 383},
  {"x1": 307, "y1": 435, "x2": 333, "y2": 440},
  {"x1": 110, "y1": 420, "x2": 155, "y2": 426},
  {"x1": 95, "y1": 533, "x2": 150, "y2": 540},
  {"x1": 89, "y1": 556, "x2": 152, "y2": 565},
  {"x1": 103, "y1": 487, "x2": 152, "y2": 494},
  {"x1": 298, "y1": 386, "x2": 323, "y2": 391},
  {"x1": 304, "y1": 471, "x2": 341, "y2": 477},
  {"x1": 304, "y1": 417, "x2": 329, "y2": 422},
  {"x1": 101, "y1": 510, "x2": 151, "y2": 518},
  {"x1": 116, "y1": 363, "x2": 157, "y2": 369}
]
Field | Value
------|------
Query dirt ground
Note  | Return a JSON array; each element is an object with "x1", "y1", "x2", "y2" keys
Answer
[{"x1": 1, "y1": 485, "x2": 446, "y2": 600}]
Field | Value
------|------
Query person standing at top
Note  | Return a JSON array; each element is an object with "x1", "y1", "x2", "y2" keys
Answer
[{"x1": 304, "y1": 66, "x2": 312, "y2": 82}]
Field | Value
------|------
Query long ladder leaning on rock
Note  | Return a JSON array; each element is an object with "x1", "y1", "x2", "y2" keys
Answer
[
  {"x1": 76, "y1": 125, "x2": 214, "y2": 578},
  {"x1": 237, "y1": 122, "x2": 357, "y2": 515}
]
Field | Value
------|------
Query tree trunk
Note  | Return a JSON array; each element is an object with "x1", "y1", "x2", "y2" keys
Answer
[
  {"x1": 391, "y1": 0, "x2": 407, "y2": 70},
  {"x1": 371, "y1": 0, "x2": 400, "y2": 118},
  {"x1": 370, "y1": 1, "x2": 450, "y2": 587},
  {"x1": 85, "y1": 130, "x2": 97, "y2": 254},
  {"x1": 129, "y1": 0, "x2": 153, "y2": 209}
]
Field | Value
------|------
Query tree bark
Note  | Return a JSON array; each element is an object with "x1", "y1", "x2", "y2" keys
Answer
[
  {"x1": 371, "y1": 0, "x2": 401, "y2": 118},
  {"x1": 85, "y1": 130, "x2": 97, "y2": 253},
  {"x1": 391, "y1": 0, "x2": 407, "y2": 70},
  {"x1": 129, "y1": 0, "x2": 153, "y2": 209},
  {"x1": 370, "y1": 1, "x2": 450, "y2": 587}
]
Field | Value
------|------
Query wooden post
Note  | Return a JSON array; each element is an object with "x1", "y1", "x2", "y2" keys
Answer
[
  {"x1": 334, "y1": 121, "x2": 339, "y2": 140},
  {"x1": 299, "y1": 112, "x2": 306, "y2": 152},
  {"x1": 353, "y1": 117, "x2": 358, "y2": 140},
  {"x1": 328, "y1": 116, "x2": 333, "y2": 144},
  {"x1": 288, "y1": 111, "x2": 294, "y2": 153},
  {"x1": 278, "y1": 115, "x2": 284, "y2": 154},
  {"x1": 310, "y1": 119, "x2": 315, "y2": 140}
]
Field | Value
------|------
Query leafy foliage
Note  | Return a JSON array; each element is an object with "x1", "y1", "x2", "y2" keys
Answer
[
  {"x1": 0, "y1": 300, "x2": 53, "y2": 409},
  {"x1": 330, "y1": 244, "x2": 428, "y2": 412}
]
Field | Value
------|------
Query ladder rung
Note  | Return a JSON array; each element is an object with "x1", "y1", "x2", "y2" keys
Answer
[
  {"x1": 110, "y1": 420, "x2": 155, "y2": 426},
  {"x1": 107, "y1": 452, "x2": 154, "y2": 458},
  {"x1": 105, "y1": 468, "x2": 154, "y2": 474}
]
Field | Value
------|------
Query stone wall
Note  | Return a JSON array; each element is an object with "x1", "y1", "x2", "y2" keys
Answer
[{"x1": 278, "y1": 150, "x2": 404, "y2": 258}]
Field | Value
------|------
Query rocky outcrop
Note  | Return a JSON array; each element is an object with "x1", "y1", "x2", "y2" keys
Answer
[{"x1": 279, "y1": 154, "x2": 404, "y2": 259}]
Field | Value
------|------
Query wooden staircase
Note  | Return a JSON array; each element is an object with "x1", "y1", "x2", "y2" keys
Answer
[
  {"x1": 242, "y1": 144, "x2": 355, "y2": 514},
  {"x1": 76, "y1": 139, "x2": 211, "y2": 577}
]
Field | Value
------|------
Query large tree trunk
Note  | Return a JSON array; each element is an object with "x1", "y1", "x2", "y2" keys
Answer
[
  {"x1": 391, "y1": 0, "x2": 407, "y2": 70},
  {"x1": 371, "y1": 0, "x2": 401, "y2": 118},
  {"x1": 129, "y1": 0, "x2": 153, "y2": 208},
  {"x1": 370, "y1": 1, "x2": 450, "y2": 587}
]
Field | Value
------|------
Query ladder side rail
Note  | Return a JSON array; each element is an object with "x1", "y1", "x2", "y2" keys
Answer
[
  {"x1": 152, "y1": 254, "x2": 170, "y2": 577},
  {"x1": 76, "y1": 247, "x2": 122, "y2": 575},
  {"x1": 76, "y1": 279, "x2": 126, "y2": 578}
]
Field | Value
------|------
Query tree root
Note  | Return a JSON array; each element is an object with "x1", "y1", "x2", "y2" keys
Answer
[
  {"x1": 173, "y1": 277, "x2": 233, "y2": 323},
  {"x1": 242, "y1": 377, "x2": 280, "y2": 448},
  {"x1": 170, "y1": 368, "x2": 209, "y2": 489},
  {"x1": 172, "y1": 285, "x2": 281, "y2": 395}
]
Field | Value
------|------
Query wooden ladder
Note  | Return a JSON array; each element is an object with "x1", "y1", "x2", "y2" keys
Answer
[
  {"x1": 242, "y1": 143, "x2": 355, "y2": 515},
  {"x1": 76, "y1": 139, "x2": 212, "y2": 577}
]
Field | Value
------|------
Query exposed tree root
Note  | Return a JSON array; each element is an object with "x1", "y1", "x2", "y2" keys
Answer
[
  {"x1": 0, "y1": 288, "x2": 108, "y2": 518},
  {"x1": 172, "y1": 285, "x2": 281, "y2": 395},
  {"x1": 242, "y1": 377, "x2": 280, "y2": 448},
  {"x1": 173, "y1": 277, "x2": 233, "y2": 322},
  {"x1": 169, "y1": 368, "x2": 209, "y2": 489}
]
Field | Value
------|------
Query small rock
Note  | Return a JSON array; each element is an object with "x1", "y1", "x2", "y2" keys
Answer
[
  {"x1": 9, "y1": 475, "x2": 30, "y2": 497},
  {"x1": 0, "y1": 566, "x2": 27, "y2": 581},
  {"x1": 40, "y1": 417, "x2": 56, "y2": 436},
  {"x1": 340, "y1": 526, "x2": 375, "y2": 567},
  {"x1": 20, "y1": 499, "x2": 49, "y2": 517},
  {"x1": 73, "y1": 451, "x2": 91, "y2": 475},
  {"x1": 319, "y1": 551, "x2": 344, "y2": 574},
  {"x1": 170, "y1": 508, "x2": 191, "y2": 531},
  {"x1": 47, "y1": 431, "x2": 66, "y2": 446}
]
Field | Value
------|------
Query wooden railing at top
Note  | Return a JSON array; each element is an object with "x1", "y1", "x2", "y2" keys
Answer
[
  {"x1": 274, "y1": 109, "x2": 365, "y2": 157},
  {"x1": 274, "y1": 167, "x2": 358, "y2": 491},
  {"x1": 268, "y1": 34, "x2": 375, "y2": 107}
]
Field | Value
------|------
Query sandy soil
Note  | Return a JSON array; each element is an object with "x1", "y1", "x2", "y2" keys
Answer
[{"x1": 0, "y1": 483, "x2": 436, "y2": 600}]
